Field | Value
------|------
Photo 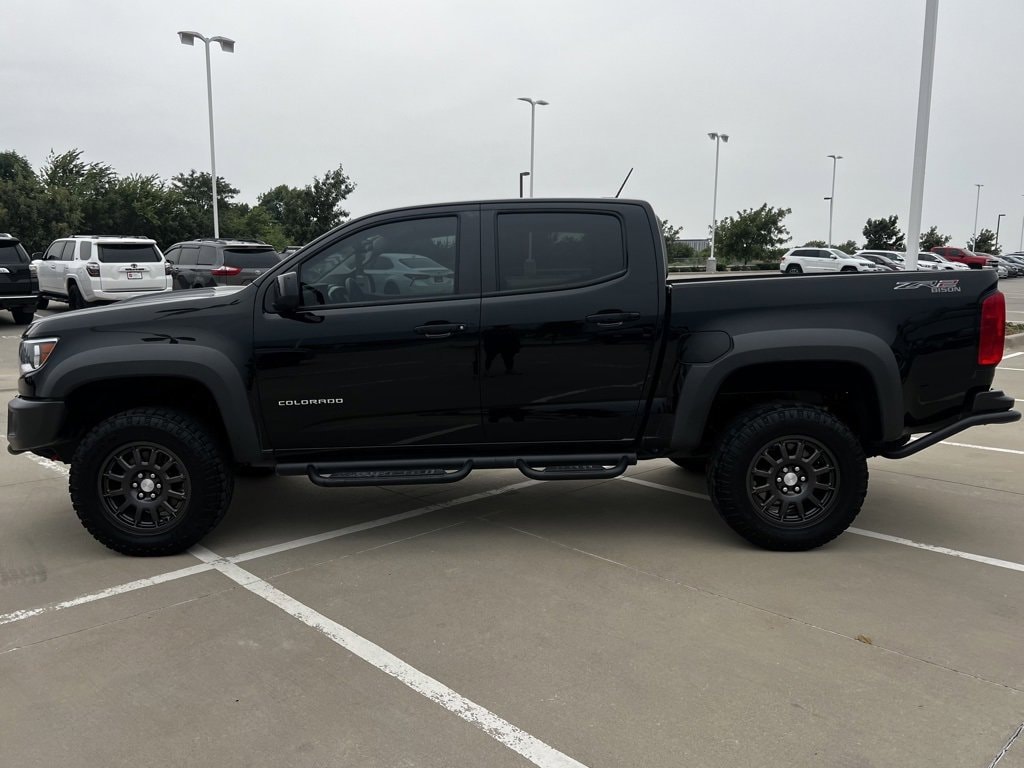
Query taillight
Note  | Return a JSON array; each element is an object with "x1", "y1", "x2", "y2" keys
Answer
[
  {"x1": 86, "y1": 262, "x2": 100, "y2": 277},
  {"x1": 978, "y1": 291, "x2": 1005, "y2": 366},
  {"x1": 211, "y1": 265, "x2": 242, "y2": 276}
]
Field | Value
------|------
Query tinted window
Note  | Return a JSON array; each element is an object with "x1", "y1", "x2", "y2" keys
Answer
[
  {"x1": 222, "y1": 248, "x2": 279, "y2": 268},
  {"x1": 0, "y1": 242, "x2": 29, "y2": 264},
  {"x1": 80, "y1": 241, "x2": 92, "y2": 261},
  {"x1": 97, "y1": 244, "x2": 161, "y2": 263},
  {"x1": 179, "y1": 246, "x2": 199, "y2": 266},
  {"x1": 60, "y1": 241, "x2": 76, "y2": 261},
  {"x1": 298, "y1": 216, "x2": 459, "y2": 306},
  {"x1": 44, "y1": 242, "x2": 63, "y2": 260},
  {"x1": 496, "y1": 212, "x2": 624, "y2": 292},
  {"x1": 198, "y1": 245, "x2": 217, "y2": 266},
  {"x1": 164, "y1": 247, "x2": 180, "y2": 264}
]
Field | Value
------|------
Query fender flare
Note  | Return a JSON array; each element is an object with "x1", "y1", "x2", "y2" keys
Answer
[
  {"x1": 41, "y1": 345, "x2": 261, "y2": 463},
  {"x1": 669, "y1": 329, "x2": 902, "y2": 452}
]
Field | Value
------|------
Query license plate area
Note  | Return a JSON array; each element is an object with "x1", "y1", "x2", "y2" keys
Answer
[{"x1": 127, "y1": 271, "x2": 143, "y2": 280}]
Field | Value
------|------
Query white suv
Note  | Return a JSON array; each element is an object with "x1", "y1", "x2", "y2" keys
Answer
[
  {"x1": 34, "y1": 236, "x2": 172, "y2": 310},
  {"x1": 779, "y1": 247, "x2": 881, "y2": 274}
]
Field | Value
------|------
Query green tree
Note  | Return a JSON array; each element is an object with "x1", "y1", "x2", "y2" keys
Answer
[
  {"x1": 968, "y1": 228, "x2": 999, "y2": 255},
  {"x1": 862, "y1": 215, "x2": 905, "y2": 250},
  {"x1": 803, "y1": 240, "x2": 827, "y2": 247},
  {"x1": 0, "y1": 151, "x2": 48, "y2": 251},
  {"x1": 919, "y1": 226, "x2": 951, "y2": 251},
  {"x1": 714, "y1": 204, "x2": 792, "y2": 263},
  {"x1": 258, "y1": 163, "x2": 356, "y2": 245},
  {"x1": 835, "y1": 239, "x2": 859, "y2": 255}
]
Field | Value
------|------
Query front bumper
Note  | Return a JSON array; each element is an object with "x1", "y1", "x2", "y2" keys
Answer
[
  {"x1": 6, "y1": 397, "x2": 67, "y2": 455},
  {"x1": 879, "y1": 390, "x2": 1020, "y2": 459}
]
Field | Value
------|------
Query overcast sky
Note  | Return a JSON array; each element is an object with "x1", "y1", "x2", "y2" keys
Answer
[{"x1": 4, "y1": 0, "x2": 1023, "y2": 249}]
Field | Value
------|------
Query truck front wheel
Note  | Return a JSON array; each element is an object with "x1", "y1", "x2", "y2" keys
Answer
[
  {"x1": 708, "y1": 403, "x2": 867, "y2": 550},
  {"x1": 70, "y1": 408, "x2": 234, "y2": 556}
]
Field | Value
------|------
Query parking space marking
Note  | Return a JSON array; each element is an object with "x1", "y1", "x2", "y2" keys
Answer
[
  {"x1": 987, "y1": 721, "x2": 1024, "y2": 768},
  {"x1": 619, "y1": 476, "x2": 1024, "y2": 574},
  {"x1": 0, "y1": 479, "x2": 536, "y2": 628},
  {"x1": 997, "y1": 367, "x2": 1024, "y2": 372},
  {"x1": 1002, "y1": 352, "x2": 1024, "y2": 360},
  {"x1": 939, "y1": 441, "x2": 1024, "y2": 456},
  {"x1": 191, "y1": 545, "x2": 589, "y2": 768}
]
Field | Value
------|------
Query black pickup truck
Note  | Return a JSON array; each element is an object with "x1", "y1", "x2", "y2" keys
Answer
[
  {"x1": 7, "y1": 199, "x2": 1020, "y2": 555},
  {"x1": 0, "y1": 233, "x2": 37, "y2": 325}
]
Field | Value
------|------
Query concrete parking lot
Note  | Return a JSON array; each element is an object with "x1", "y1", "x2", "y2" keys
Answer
[{"x1": 1, "y1": 280, "x2": 1022, "y2": 768}]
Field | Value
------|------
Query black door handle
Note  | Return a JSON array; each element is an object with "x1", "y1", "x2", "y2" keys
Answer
[
  {"x1": 415, "y1": 323, "x2": 466, "y2": 339},
  {"x1": 586, "y1": 311, "x2": 640, "y2": 327}
]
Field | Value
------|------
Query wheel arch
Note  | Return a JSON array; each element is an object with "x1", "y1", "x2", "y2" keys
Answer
[
  {"x1": 44, "y1": 348, "x2": 262, "y2": 463},
  {"x1": 669, "y1": 330, "x2": 902, "y2": 455}
]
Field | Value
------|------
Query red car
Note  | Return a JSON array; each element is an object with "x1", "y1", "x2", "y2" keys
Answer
[{"x1": 929, "y1": 246, "x2": 996, "y2": 269}]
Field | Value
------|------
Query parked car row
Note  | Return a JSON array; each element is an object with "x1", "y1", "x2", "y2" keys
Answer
[{"x1": 777, "y1": 245, "x2": 1017, "y2": 276}]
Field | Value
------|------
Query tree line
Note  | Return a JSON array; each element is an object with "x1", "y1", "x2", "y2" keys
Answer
[
  {"x1": 660, "y1": 209, "x2": 1002, "y2": 265},
  {"x1": 0, "y1": 149, "x2": 356, "y2": 253}
]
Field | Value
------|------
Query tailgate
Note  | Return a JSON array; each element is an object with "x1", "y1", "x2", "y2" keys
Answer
[{"x1": 97, "y1": 244, "x2": 166, "y2": 292}]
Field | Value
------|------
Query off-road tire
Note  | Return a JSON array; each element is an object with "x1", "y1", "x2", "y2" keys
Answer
[
  {"x1": 70, "y1": 409, "x2": 233, "y2": 556},
  {"x1": 708, "y1": 403, "x2": 867, "y2": 551},
  {"x1": 67, "y1": 283, "x2": 87, "y2": 310},
  {"x1": 11, "y1": 307, "x2": 35, "y2": 324},
  {"x1": 840, "y1": 266, "x2": 857, "y2": 273}
]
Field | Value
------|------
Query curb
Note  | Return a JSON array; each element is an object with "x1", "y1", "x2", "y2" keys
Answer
[{"x1": 1007, "y1": 332, "x2": 1024, "y2": 351}]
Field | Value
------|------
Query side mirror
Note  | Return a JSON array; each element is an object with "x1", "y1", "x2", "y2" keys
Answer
[
  {"x1": 274, "y1": 272, "x2": 301, "y2": 313},
  {"x1": 830, "y1": 254, "x2": 838, "y2": 259}
]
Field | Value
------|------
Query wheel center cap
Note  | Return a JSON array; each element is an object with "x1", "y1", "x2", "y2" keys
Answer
[
  {"x1": 140, "y1": 478, "x2": 156, "y2": 493},
  {"x1": 783, "y1": 472, "x2": 799, "y2": 487}
]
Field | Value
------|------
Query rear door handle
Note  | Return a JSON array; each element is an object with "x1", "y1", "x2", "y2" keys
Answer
[
  {"x1": 415, "y1": 322, "x2": 466, "y2": 339},
  {"x1": 586, "y1": 311, "x2": 640, "y2": 328}
]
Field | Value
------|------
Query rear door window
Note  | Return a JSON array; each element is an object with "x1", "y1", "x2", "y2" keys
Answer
[
  {"x1": 495, "y1": 212, "x2": 625, "y2": 292},
  {"x1": 179, "y1": 246, "x2": 199, "y2": 266},
  {"x1": 97, "y1": 244, "x2": 161, "y2": 263},
  {"x1": 198, "y1": 245, "x2": 217, "y2": 266},
  {"x1": 60, "y1": 241, "x2": 76, "y2": 260}
]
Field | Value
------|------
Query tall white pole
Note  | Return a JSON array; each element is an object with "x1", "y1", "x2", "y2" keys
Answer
[
  {"x1": 972, "y1": 184, "x2": 983, "y2": 249},
  {"x1": 1019, "y1": 195, "x2": 1024, "y2": 251},
  {"x1": 827, "y1": 156, "x2": 840, "y2": 248},
  {"x1": 204, "y1": 39, "x2": 220, "y2": 238},
  {"x1": 528, "y1": 103, "x2": 536, "y2": 198},
  {"x1": 709, "y1": 136, "x2": 720, "y2": 271},
  {"x1": 905, "y1": 0, "x2": 939, "y2": 270}
]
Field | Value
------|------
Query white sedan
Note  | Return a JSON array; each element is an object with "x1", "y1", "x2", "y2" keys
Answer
[
  {"x1": 365, "y1": 253, "x2": 455, "y2": 296},
  {"x1": 779, "y1": 247, "x2": 882, "y2": 274}
]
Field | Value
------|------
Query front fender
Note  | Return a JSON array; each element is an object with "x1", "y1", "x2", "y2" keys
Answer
[{"x1": 38, "y1": 344, "x2": 261, "y2": 463}]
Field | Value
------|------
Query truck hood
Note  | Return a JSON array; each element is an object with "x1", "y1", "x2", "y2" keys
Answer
[{"x1": 24, "y1": 286, "x2": 250, "y2": 338}]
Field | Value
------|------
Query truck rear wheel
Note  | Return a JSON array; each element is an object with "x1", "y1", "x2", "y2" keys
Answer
[
  {"x1": 708, "y1": 403, "x2": 867, "y2": 550},
  {"x1": 70, "y1": 408, "x2": 234, "y2": 556}
]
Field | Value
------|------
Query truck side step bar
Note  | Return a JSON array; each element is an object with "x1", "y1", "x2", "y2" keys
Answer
[{"x1": 278, "y1": 454, "x2": 637, "y2": 488}]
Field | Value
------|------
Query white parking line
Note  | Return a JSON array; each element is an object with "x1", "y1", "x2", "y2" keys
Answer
[
  {"x1": 192, "y1": 545, "x2": 588, "y2": 768},
  {"x1": 998, "y1": 367, "x2": 1024, "y2": 372},
  {"x1": 1004, "y1": 351, "x2": 1024, "y2": 360},
  {"x1": 619, "y1": 476, "x2": 1024, "y2": 574},
  {"x1": 939, "y1": 441, "x2": 1024, "y2": 455}
]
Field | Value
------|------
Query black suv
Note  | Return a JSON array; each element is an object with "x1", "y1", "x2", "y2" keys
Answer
[
  {"x1": 0, "y1": 233, "x2": 38, "y2": 324},
  {"x1": 163, "y1": 238, "x2": 280, "y2": 289}
]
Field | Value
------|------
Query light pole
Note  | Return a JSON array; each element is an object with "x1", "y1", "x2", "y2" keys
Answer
[
  {"x1": 995, "y1": 213, "x2": 1005, "y2": 252},
  {"x1": 517, "y1": 97, "x2": 548, "y2": 198},
  {"x1": 826, "y1": 155, "x2": 843, "y2": 247},
  {"x1": 1020, "y1": 195, "x2": 1024, "y2": 252},
  {"x1": 178, "y1": 30, "x2": 235, "y2": 239},
  {"x1": 707, "y1": 132, "x2": 729, "y2": 272},
  {"x1": 972, "y1": 183, "x2": 983, "y2": 249},
  {"x1": 519, "y1": 171, "x2": 530, "y2": 198}
]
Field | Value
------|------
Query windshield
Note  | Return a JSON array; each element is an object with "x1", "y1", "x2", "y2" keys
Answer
[
  {"x1": 830, "y1": 249, "x2": 858, "y2": 259},
  {"x1": 932, "y1": 254, "x2": 950, "y2": 262},
  {"x1": 97, "y1": 244, "x2": 161, "y2": 263}
]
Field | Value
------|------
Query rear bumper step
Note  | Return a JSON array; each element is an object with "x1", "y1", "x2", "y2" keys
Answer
[{"x1": 277, "y1": 454, "x2": 637, "y2": 488}]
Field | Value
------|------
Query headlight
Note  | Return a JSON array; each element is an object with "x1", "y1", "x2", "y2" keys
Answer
[{"x1": 19, "y1": 338, "x2": 59, "y2": 376}]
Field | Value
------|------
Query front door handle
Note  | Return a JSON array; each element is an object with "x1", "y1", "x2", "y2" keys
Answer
[
  {"x1": 415, "y1": 322, "x2": 466, "y2": 339},
  {"x1": 586, "y1": 311, "x2": 640, "y2": 328}
]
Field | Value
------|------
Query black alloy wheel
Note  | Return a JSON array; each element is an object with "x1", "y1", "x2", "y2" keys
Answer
[
  {"x1": 708, "y1": 403, "x2": 867, "y2": 550},
  {"x1": 97, "y1": 442, "x2": 192, "y2": 534}
]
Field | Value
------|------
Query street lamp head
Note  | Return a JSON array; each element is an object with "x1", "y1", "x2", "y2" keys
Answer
[
  {"x1": 177, "y1": 30, "x2": 202, "y2": 46},
  {"x1": 536, "y1": 100, "x2": 549, "y2": 106},
  {"x1": 827, "y1": 154, "x2": 843, "y2": 160},
  {"x1": 210, "y1": 36, "x2": 235, "y2": 53},
  {"x1": 720, "y1": 134, "x2": 729, "y2": 143}
]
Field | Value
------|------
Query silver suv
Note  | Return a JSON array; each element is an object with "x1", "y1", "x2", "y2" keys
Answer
[{"x1": 34, "y1": 236, "x2": 172, "y2": 310}]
